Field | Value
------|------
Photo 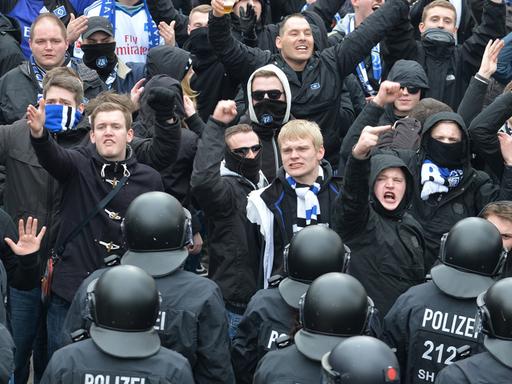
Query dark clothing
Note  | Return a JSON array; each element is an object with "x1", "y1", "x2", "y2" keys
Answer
[
  {"x1": 0, "y1": 59, "x2": 105, "y2": 125},
  {"x1": 0, "y1": 323, "x2": 14, "y2": 383},
  {"x1": 468, "y1": 90, "x2": 512, "y2": 181},
  {"x1": 382, "y1": 281, "x2": 485, "y2": 384},
  {"x1": 231, "y1": 287, "x2": 297, "y2": 384},
  {"x1": 208, "y1": 0, "x2": 411, "y2": 165},
  {"x1": 40, "y1": 339, "x2": 195, "y2": 384},
  {"x1": 31, "y1": 133, "x2": 164, "y2": 303},
  {"x1": 392, "y1": 114, "x2": 512, "y2": 269},
  {"x1": 435, "y1": 351, "x2": 512, "y2": 383},
  {"x1": 383, "y1": 0, "x2": 506, "y2": 110},
  {"x1": 247, "y1": 160, "x2": 342, "y2": 279},
  {"x1": 190, "y1": 117, "x2": 263, "y2": 309},
  {"x1": 253, "y1": 344, "x2": 321, "y2": 384},
  {"x1": 334, "y1": 153, "x2": 426, "y2": 317},
  {"x1": 64, "y1": 267, "x2": 235, "y2": 384},
  {"x1": 0, "y1": 13, "x2": 24, "y2": 78}
]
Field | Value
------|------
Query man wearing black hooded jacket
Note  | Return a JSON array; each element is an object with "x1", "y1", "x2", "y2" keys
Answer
[
  {"x1": 191, "y1": 100, "x2": 267, "y2": 338},
  {"x1": 391, "y1": 111, "x2": 512, "y2": 270},
  {"x1": 334, "y1": 125, "x2": 425, "y2": 317}
]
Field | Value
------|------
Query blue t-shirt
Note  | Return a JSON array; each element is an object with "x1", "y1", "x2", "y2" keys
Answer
[{"x1": 8, "y1": 0, "x2": 93, "y2": 58}]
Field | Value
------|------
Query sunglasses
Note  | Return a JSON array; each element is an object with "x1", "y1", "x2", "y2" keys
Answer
[
  {"x1": 400, "y1": 86, "x2": 421, "y2": 94},
  {"x1": 232, "y1": 144, "x2": 262, "y2": 157},
  {"x1": 251, "y1": 89, "x2": 283, "y2": 102}
]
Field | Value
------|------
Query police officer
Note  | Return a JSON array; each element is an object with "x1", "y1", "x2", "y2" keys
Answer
[
  {"x1": 231, "y1": 225, "x2": 351, "y2": 384},
  {"x1": 0, "y1": 322, "x2": 14, "y2": 384},
  {"x1": 382, "y1": 217, "x2": 507, "y2": 383},
  {"x1": 253, "y1": 272, "x2": 376, "y2": 383},
  {"x1": 435, "y1": 277, "x2": 512, "y2": 383},
  {"x1": 41, "y1": 265, "x2": 195, "y2": 383},
  {"x1": 321, "y1": 336, "x2": 400, "y2": 384},
  {"x1": 63, "y1": 192, "x2": 235, "y2": 384}
]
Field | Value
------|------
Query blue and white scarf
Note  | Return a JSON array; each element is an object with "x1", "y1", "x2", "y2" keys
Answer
[
  {"x1": 347, "y1": 14, "x2": 381, "y2": 96},
  {"x1": 286, "y1": 166, "x2": 323, "y2": 232},
  {"x1": 99, "y1": 0, "x2": 160, "y2": 49},
  {"x1": 420, "y1": 159, "x2": 463, "y2": 200}
]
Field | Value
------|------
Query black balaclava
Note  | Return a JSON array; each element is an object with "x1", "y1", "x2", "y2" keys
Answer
[
  {"x1": 425, "y1": 135, "x2": 465, "y2": 168},
  {"x1": 421, "y1": 28, "x2": 455, "y2": 59},
  {"x1": 253, "y1": 99, "x2": 287, "y2": 131},
  {"x1": 224, "y1": 147, "x2": 262, "y2": 185},
  {"x1": 185, "y1": 27, "x2": 214, "y2": 58},
  {"x1": 81, "y1": 42, "x2": 117, "y2": 79}
]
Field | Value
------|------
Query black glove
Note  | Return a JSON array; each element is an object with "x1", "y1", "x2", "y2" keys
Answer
[
  {"x1": 239, "y1": 4, "x2": 257, "y2": 44},
  {"x1": 146, "y1": 86, "x2": 179, "y2": 121}
]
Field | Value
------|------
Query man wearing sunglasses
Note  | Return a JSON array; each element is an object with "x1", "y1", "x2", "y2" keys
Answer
[
  {"x1": 191, "y1": 99, "x2": 267, "y2": 339},
  {"x1": 339, "y1": 60, "x2": 429, "y2": 173},
  {"x1": 246, "y1": 64, "x2": 292, "y2": 182}
]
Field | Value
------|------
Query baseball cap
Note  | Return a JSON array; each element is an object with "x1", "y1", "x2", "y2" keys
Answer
[{"x1": 83, "y1": 16, "x2": 114, "y2": 40}]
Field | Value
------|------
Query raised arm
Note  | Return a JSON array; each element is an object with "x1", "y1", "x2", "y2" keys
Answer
[
  {"x1": 325, "y1": 0, "x2": 411, "y2": 79},
  {"x1": 460, "y1": 0, "x2": 506, "y2": 79},
  {"x1": 190, "y1": 100, "x2": 239, "y2": 215},
  {"x1": 338, "y1": 81, "x2": 401, "y2": 174},
  {"x1": 208, "y1": 0, "x2": 272, "y2": 84},
  {"x1": 334, "y1": 124, "x2": 393, "y2": 240}
]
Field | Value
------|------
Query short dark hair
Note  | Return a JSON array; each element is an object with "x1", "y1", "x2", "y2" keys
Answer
[
  {"x1": 87, "y1": 92, "x2": 134, "y2": 130},
  {"x1": 278, "y1": 13, "x2": 307, "y2": 36},
  {"x1": 43, "y1": 67, "x2": 84, "y2": 106},
  {"x1": 225, "y1": 124, "x2": 255, "y2": 145},
  {"x1": 30, "y1": 13, "x2": 67, "y2": 41}
]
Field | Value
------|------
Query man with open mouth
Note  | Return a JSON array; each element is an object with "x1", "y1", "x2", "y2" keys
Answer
[{"x1": 333, "y1": 123, "x2": 426, "y2": 318}]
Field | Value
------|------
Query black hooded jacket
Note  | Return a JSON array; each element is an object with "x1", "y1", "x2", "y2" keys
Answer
[
  {"x1": 334, "y1": 153, "x2": 426, "y2": 317},
  {"x1": 392, "y1": 112, "x2": 512, "y2": 269}
]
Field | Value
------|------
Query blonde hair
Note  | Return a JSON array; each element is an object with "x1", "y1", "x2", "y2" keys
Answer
[
  {"x1": 278, "y1": 120, "x2": 323, "y2": 150},
  {"x1": 422, "y1": 0, "x2": 456, "y2": 23}
]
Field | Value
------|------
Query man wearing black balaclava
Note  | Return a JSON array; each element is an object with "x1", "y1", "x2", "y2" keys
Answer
[
  {"x1": 390, "y1": 111, "x2": 512, "y2": 271},
  {"x1": 182, "y1": 4, "x2": 239, "y2": 121},
  {"x1": 80, "y1": 16, "x2": 145, "y2": 94},
  {"x1": 191, "y1": 99, "x2": 267, "y2": 339},
  {"x1": 382, "y1": 0, "x2": 505, "y2": 110},
  {"x1": 246, "y1": 64, "x2": 291, "y2": 182}
]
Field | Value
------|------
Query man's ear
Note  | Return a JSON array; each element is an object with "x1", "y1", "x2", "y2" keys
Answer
[
  {"x1": 126, "y1": 128, "x2": 134, "y2": 143},
  {"x1": 418, "y1": 22, "x2": 426, "y2": 34},
  {"x1": 78, "y1": 103, "x2": 85, "y2": 113},
  {"x1": 317, "y1": 145, "x2": 325, "y2": 161},
  {"x1": 275, "y1": 35, "x2": 282, "y2": 50},
  {"x1": 89, "y1": 129, "x2": 96, "y2": 143}
]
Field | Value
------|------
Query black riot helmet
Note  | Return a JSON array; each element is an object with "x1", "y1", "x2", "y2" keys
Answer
[
  {"x1": 321, "y1": 336, "x2": 400, "y2": 384},
  {"x1": 121, "y1": 191, "x2": 192, "y2": 277},
  {"x1": 88, "y1": 265, "x2": 161, "y2": 358},
  {"x1": 279, "y1": 225, "x2": 351, "y2": 309},
  {"x1": 477, "y1": 278, "x2": 512, "y2": 368},
  {"x1": 295, "y1": 273, "x2": 374, "y2": 362},
  {"x1": 431, "y1": 217, "x2": 506, "y2": 299}
]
